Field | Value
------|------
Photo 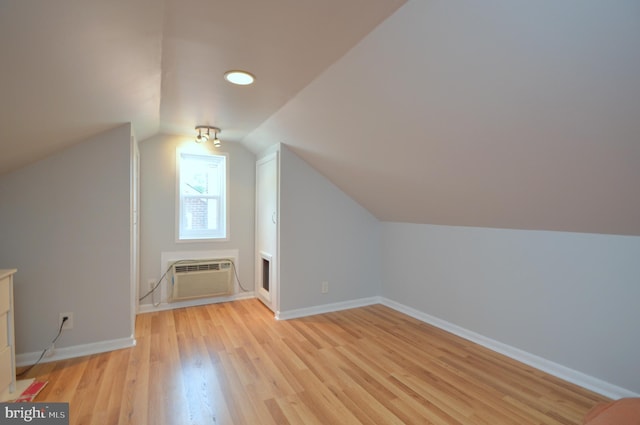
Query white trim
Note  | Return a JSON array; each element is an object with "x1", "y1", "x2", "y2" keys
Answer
[
  {"x1": 256, "y1": 152, "x2": 278, "y2": 166},
  {"x1": 257, "y1": 251, "x2": 273, "y2": 305},
  {"x1": 255, "y1": 150, "x2": 280, "y2": 314},
  {"x1": 379, "y1": 297, "x2": 640, "y2": 400},
  {"x1": 16, "y1": 336, "x2": 136, "y2": 367},
  {"x1": 130, "y1": 135, "x2": 140, "y2": 346},
  {"x1": 175, "y1": 149, "x2": 229, "y2": 243},
  {"x1": 138, "y1": 291, "x2": 255, "y2": 314},
  {"x1": 275, "y1": 296, "x2": 381, "y2": 320}
]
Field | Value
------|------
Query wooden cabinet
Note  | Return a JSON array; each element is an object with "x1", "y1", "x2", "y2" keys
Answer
[{"x1": 0, "y1": 269, "x2": 17, "y2": 400}]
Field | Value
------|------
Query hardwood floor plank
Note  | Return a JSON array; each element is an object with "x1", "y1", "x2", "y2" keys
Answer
[
  {"x1": 295, "y1": 379, "x2": 362, "y2": 425},
  {"x1": 17, "y1": 299, "x2": 609, "y2": 424},
  {"x1": 216, "y1": 349, "x2": 269, "y2": 424},
  {"x1": 118, "y1": 325, "x2": 150, "y2": 425},
  {"x1": 275, "y1": 393, "x2": 324, "y2": 425},
  {"x1": 100, "y1": 349, "x2": 131, "y2": 425},
  {"x1": 340, "y1": 384, "x2": 408, "y2": 425},
  {"x1": 264, "y1": 397, "x2": 291, "y2": 425}
]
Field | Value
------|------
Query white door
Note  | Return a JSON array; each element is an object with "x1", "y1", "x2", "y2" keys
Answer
[{"x1": 256, "y1": 153, "x2": 278, "y2": 311}]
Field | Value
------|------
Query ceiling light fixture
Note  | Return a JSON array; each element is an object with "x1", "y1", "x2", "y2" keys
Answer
[
  {"x1": 224, "y1": 70, "x2": 255, "y2": 85},
  {"x1": 195, "y1": 125, "x2": 222, "y2": 147},
  {"x1": 212, "y1": 134, "x2": 221, "y2": 148}
]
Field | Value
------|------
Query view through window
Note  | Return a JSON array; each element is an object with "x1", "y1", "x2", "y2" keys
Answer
[{"x1": 177, "y1": 152, "x2": 227, "y2": 240}]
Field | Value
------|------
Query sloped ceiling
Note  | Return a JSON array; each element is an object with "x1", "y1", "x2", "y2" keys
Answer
[
  {"x1": 0, "y1": 0, "x2": 404, "y2": 173},
  {"x1": 1, "y1": 0, "x2": 639, "y2": 236},
  {"x1": 244, "y1": 0, "x2": 640, "y2": 236},
  {"x1": 158, "y1": 0, "x2": 405, "y2": 141},
  {"x1": 0, "y1": 0, "x2": 163, "y2": 173}
]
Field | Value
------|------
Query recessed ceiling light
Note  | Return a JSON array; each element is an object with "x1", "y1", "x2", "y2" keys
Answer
[{"x1": 224, "y1": 70, "x2": 255, "y2": 86}]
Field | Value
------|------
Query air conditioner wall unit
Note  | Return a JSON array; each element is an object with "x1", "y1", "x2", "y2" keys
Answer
[{"x1": 168, "y1": 260, "x2": 233, "y2": 302}]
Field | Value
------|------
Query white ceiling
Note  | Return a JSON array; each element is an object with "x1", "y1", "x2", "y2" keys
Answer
[
  {"x1": 2, "y1": 0, "x2": 639, "y2": 236},
  {"x1": 0, "y1": 0, "x2": 404, "y2": 173}
]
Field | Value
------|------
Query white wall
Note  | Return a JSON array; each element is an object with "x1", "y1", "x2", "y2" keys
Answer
[
  {"x1": 381, "y1": 222, "x2": 640, "y2": 395},
  {"x1": 0, "y1": 124, "x2": 134, "y2": 353},
  {"x1": 138, "y1": 134, "x2": 255, "y2": 306},
  {"x1": 278, "y1": 145, "x2": 380, "y2": 312}
]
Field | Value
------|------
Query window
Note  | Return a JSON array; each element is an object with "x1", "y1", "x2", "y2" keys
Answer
[{"x1": 177, "y1": 151, "x2": 227, "y2": 241}]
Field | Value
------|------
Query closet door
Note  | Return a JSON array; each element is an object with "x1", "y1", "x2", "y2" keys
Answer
[{"x1": 256, "y1": 152, "x2": 278, "y2": 311}]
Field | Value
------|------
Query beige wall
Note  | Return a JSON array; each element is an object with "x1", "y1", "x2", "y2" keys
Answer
[
  {"x1": 0, "y1": 124, "x2": 134, "y2": 354},
  {"x1": 138, "y1": 133, "x2": 256, "y2": 306}
]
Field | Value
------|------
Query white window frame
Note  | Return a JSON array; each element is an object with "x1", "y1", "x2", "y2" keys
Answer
[{"x1": 176, "y1": 150, "x2": 229, "y2": 242}]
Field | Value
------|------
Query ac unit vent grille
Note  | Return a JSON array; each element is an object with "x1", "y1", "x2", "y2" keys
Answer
[
  {"x1": 175, "y1": 262, "x2": 230, "y2": 274},
  {"x1": 168, "y1": 260, "x2": 233, "y2": 302}
]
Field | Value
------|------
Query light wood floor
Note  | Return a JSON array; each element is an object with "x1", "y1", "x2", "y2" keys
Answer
[{"x1": 19, "y1": 298, "x2": 607, "y2": 424}]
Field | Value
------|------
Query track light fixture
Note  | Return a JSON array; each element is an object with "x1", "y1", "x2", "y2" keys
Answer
[{"x1": 195, "y1": 125, "x2": 222, "y2": 147}]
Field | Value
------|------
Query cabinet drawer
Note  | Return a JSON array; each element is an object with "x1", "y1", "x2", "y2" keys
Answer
[
  {"x1": 0, "y1": 345, "x2": 11, "y2": 394},
  {"x1": 0, "y1": 313, "x2": 7, "y2": 350},
  {"x1": 0, "y1": 276, "x2": 9, "y2": 314}
]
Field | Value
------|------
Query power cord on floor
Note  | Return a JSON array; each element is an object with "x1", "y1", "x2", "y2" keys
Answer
[
  {"x1": 138, "y1": 258, "x2": 250, "y2": 305},
  {"x1": 17, "y1": 316, "x2": 68, "y2": 378}
]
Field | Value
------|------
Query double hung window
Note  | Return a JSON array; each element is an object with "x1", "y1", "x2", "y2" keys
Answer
[{"x1": 177, "y1": 152, "x2": 227, "y2": 241}]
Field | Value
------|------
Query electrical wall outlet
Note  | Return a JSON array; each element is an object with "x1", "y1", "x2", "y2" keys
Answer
[
  {"x1": 321, "y1": 281, "x2": 329, "y2": 294},
  {"x1": 59, "y1": 312, "x2": 73, "y2": 330}
]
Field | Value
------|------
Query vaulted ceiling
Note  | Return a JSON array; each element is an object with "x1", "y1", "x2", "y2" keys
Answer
[
  {"x1": 0, "y1": 0, "x2": 404, "y2": 173},
  {"x1": 1, "y1": 0, "x2": 639, "y2": 236}
]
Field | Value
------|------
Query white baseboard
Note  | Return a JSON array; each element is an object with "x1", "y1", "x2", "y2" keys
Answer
[
  {"x1": 275, "y1": 296, "x2": 381, "y2": 320},
  {"x1": 16, "y1": 336, "x2": 136, "y2": 367},
  {"x1": 380, "y1": 297, "x2": 639, "y2": 400},
  {"x1": 137, "y1": 291, "x2": 255, "y2": 314},
  {"x1": 20, "y1": 294, "x2": 637, "y2": 400}
]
